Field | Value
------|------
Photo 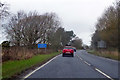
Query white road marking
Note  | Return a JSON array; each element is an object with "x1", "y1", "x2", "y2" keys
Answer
[
  {"x1": 84, "y1": 61, "x2": 91, "y2": 66},
  {"x1": 95, "y1": 68, "x2": 114, "y2": 80},
  {"x1": 77, "y1": 54, "x2": 90, "y2": 66},
  {"x1": 23, "y1": 55, "x2": 60, "y2": 79},
  {"x1": 76, "y1": 54, "x2": 83, "y2": 60},
  {"x1": 76, "y1": 54, "x2": 114, "y2": 80},
  {"x1": 79, "y1": 57, "x2": 83, "y2": 60}
]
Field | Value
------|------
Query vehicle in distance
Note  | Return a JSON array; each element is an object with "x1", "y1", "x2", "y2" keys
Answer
[
  {"x1": 72, "y1": 47, "x2": 76, "y2": 52},
  {"x1": 62, "y1": 46, "x2": 74, "y2": 57}
]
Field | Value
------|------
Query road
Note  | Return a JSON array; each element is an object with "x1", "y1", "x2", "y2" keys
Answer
[{"x1": 24, "y1": 50, "x2": 119, "y2": 80}]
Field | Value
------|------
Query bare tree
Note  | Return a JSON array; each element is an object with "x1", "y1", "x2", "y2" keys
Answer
[
  {"x1": 92, "y1": 1, "x2": 119, "y2": 49},
  {"x1": 49, "y1": 27, "x2": 76, "y2": 50},
  {"x1": 5, "y1": 11, "x2": 61, "y2": 48},
  {"x1": 71, "y1": 37, "x2": 83, "y2": 49},
  {"x1": 0, "y1": 2, "x2": 9, "y2": 20}
]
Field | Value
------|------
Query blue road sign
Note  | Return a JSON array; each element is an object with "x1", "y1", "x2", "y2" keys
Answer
[{"x1": 38, "y1": 44, "x2": 47, "y2": 48}]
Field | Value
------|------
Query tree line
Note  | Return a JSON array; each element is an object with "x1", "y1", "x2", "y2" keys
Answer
[
  {"x1": 91, "y1": 1, "x2": 119, "y2": 50},
  {"x1": 0, "y1": 1, "x2": 82, "y2": 61},
  {"x1": 0, "y1": 2, "x2": 9, "y2": 20},
  {"x1": 1, "y1": 9, "x2": 83, "y2": 50},
  {"x1": 0, "y1": 1, "x2": 83, "y2": 51}
]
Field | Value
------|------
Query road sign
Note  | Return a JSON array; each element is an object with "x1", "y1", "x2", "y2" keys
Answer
[
  {"x1": 97, "y1": 40, "x2": 106, "y2": 48},
  {"x1": 38, "y1": 44, "x2": 47, "y2": 48}
]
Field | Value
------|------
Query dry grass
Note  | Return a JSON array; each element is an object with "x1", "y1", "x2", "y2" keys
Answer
[
  {"x1": 2, "y1": 51, "x2": 61, "y2": 78},
  {"x1": 2, "y1": 47, "x2": 54, "y2": 62},
  {"x1": 87, "y1": 50, "x2": 119, "y2": 61},
  {"x1": 100, "y1": 50, "x2": 118, "y2": 56}
]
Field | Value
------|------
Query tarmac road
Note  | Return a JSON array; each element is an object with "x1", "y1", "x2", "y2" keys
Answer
[{"x1": 24, "y1": 50, "x2": 119, "y2": 80}]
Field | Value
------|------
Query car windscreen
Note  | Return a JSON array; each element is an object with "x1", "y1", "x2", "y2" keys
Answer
[{"x1": 64, "y1": 48, "x2": 73, "y2": 49}]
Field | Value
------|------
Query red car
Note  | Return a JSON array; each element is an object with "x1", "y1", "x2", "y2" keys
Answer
[{"x1": 62, "y1": 46, "x2": 74, "y2": 57}]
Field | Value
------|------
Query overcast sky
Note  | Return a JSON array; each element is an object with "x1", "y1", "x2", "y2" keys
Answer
[{"x1": 1, "y1": 0, "x2": 115, "y2": 45}]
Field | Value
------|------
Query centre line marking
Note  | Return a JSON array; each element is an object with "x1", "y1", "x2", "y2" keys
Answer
[
  {"x1": 76, "y1": 54, "x2": 83, "y2": 60},
  {"x1": 76, "y1": 54, "x2": 114, "y2": 80},
  {"x1": 84, "y1": 61, "x2": 91, "y2": 66},
  {"x1": 79, "y1": 57, "x2": 83, "y2": 60}
]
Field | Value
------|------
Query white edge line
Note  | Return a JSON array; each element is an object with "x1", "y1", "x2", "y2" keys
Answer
[
  {"x1": 23, "y1": 55, "x2": 59, "y2": 79},
  {"x1": 95, "y1": 68, "x2": 114, "y2": 80},
  {"x1": 76, "y1": 54, "x2": 114, "y2": 80}
]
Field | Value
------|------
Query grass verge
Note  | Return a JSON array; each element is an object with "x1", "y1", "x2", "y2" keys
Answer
[
  {"x1": 87, "y1": 50, "x2": 119, "y2": 61},
  {"x1": 2, "y1": 51, "x2": 61, "y2": 79}
]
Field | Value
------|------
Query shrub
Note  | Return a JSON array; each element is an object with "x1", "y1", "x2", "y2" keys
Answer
[{"x1": 2, "y1": 46, "x2": 54, "y2": 62}]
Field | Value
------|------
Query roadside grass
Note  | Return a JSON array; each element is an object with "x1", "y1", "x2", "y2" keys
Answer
[
  {"x1": 87, "y1": 50, "x2": 119, "y2": 61},
  {"x1": 2, "y1": 51, "x2": 61, "y2": 79},
  {"x1": 0, "y1": 64, "x2": 2, "y2": 80}
]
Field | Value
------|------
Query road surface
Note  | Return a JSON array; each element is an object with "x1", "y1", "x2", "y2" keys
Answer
[{"x1": 24, "y1": 50, "x2": 119, "y2": 80}]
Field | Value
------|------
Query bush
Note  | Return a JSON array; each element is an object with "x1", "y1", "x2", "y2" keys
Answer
[
  {"x1": 87, "y1": 50, "x2": 119, "y2": 60},
  {"x1": 2, "y1": 46, "x2": 53, "y2": 62},
  {"x1": 1, "y1": 41, "x2": 10, "y2": 48},
  {"x1": 2, "y1": 47, "x2": 33, "y2": 61}
]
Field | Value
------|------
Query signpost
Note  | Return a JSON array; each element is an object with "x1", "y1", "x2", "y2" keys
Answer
[
  {"x1": 38, "y1": 44, "x2": 47, "y2": 48},
  {"x1": 38, "y1": 44, "x2": 47, "y2": 53},
  {"x1": 97, "y1": 40, "x2": 106, "y2": 48}
]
